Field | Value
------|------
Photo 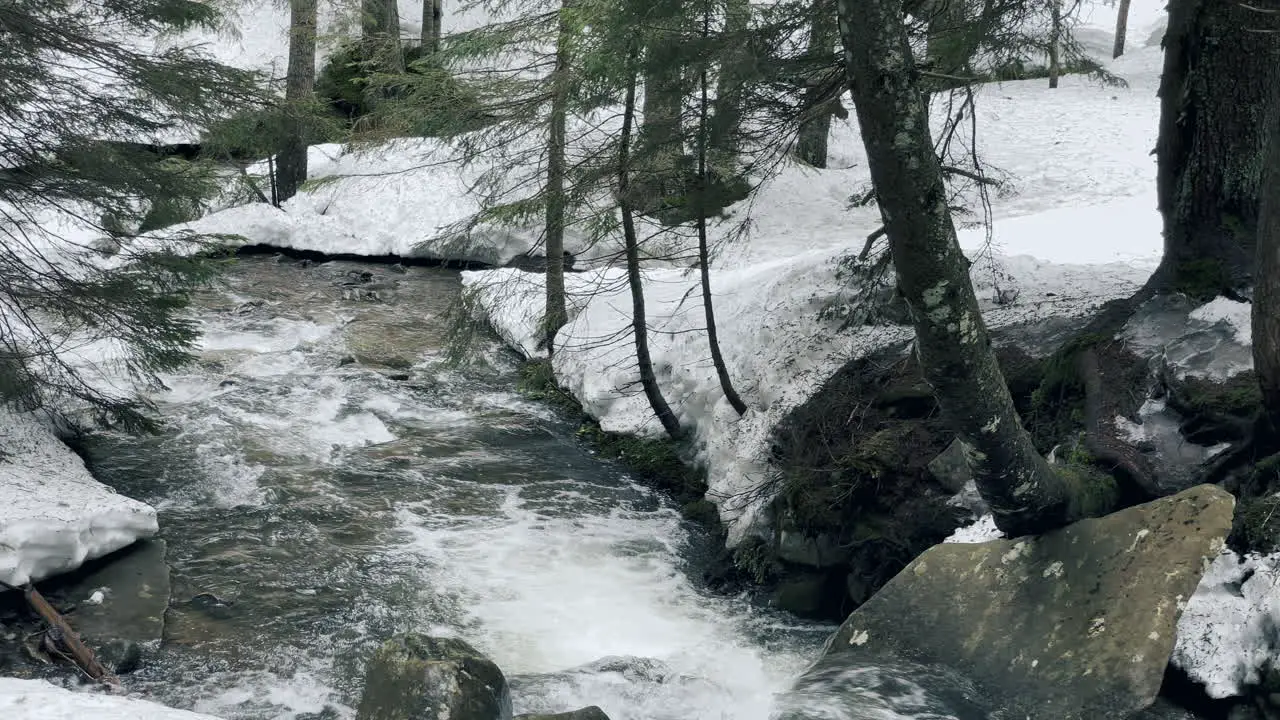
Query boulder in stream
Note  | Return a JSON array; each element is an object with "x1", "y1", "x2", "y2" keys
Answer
[
  {"x1": 356, "y1": 634, "x2": 513, "y2": 720},
  {"x1": 788, "y1": 484, "x2": 1235, "y2": 719},
  {"x1": 65, "y1": 538, "x2": 170, "y2": 674},
  {"x1": 514, "y1": 708, "x2": 610, "y2": 720}
]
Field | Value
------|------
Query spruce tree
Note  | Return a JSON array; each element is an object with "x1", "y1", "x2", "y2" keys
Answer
[{"x1": 0, "y1": 0, "x2": 265, "y2": 429}]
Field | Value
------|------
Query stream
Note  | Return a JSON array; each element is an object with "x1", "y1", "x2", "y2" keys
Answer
[{"x1": 76, "y1": 256, "x2": 832, "y2": 720}]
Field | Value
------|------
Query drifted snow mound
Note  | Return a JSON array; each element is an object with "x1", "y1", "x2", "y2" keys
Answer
[
  {"x1": 1173, "y1": 550, "x2": 1280, "y2": 699},
  {"x1": 0, "y1": 678, "x2": 221, "y2": 720},
  {"x1": 0, "y1": 411, "x2": 158, "y2": 586}
]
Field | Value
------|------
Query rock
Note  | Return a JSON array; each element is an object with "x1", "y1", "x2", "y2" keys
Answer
[
  {"x1": 775, "y1": 521, "x2": 849, "y2": 568},
  {"x1": 769, "y1": 573, "x2": 831, "y2": 618},
  {"x1": 343, "y1": 320, "x2": 440, "y2": 370},
  {"x1": 356, "y1": 634, "x2": 512, "y2": 720},
  {"x1": 66, "y1": 538, "x2": 170, "y2": 669},
  {"x1": 927, "y1": 439, "x2": 973, "y2": 493},
  {"x1": 514, "y1": 709, "x2": 609, "y2": 720},
  {"x1": 796, "y1": 485, "x2": 1235, "y2": 720}
]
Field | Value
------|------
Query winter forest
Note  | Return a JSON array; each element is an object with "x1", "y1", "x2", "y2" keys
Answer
[{"x1": 2, "y1": 0, "x2": 1280, "y2": 718}]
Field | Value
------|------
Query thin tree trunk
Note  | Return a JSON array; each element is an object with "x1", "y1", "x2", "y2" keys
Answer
[
  {"x1": 362, "y1": 0, "x2": 404, "y2": 72},
  {"x1": 709, "y1": 0, "x2": 751, "y2": 161},
  {"x1": 1149, "y1": 0, "x2": 1280, "y2": 299},
  {"x1": 698, "y1": 7, "x2": 747, "y2": 416},
  {"x1": 622, "y1": 42, "x2": 682, "y2": 439},
  {"x1": 639, "y1": 0, "x2": 686, "y2": 204},
  {"x1": 277, "y1": 0, "x2": 318, "y2": 203},
  {"x1": 1047, "y1": 0, "x2": 1062, "y2": 89},
  {"x1": 836, "y1": 0, "x2": 1111, "y2": 536},
  {"x1": 421, "y1": 0, "x2": 442, "y2": 52},
  {"x1": 1112, "y1": 0, "x2": 1131, "y2": 58},
  {"x1": 543, "y1": 1, "x2": 572, "y2": 352},
  {"x1": 1254, "y1": 86, "x2": 1280, "y2": 430},
  {"x1": 795, "y1": 0, "x2": 838, "y2": 168}
]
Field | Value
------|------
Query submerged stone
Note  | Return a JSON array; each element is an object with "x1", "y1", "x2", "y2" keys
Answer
[
  {"x1": 356, "y1": 634, "x2": 512, "y2": 720},
  {"x1": 793, "y1": 485, "x2": 1235, "y2": 719},
  {"x1": 67, "y1": 538, "x2": 170, "y2": 672}
]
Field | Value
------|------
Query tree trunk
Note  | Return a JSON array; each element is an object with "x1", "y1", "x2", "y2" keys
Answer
[
  {"x1": 543, "y1": 1, "x2": 572, "y2": 352},
  {"x1": 622, "y1": 42, "x2": 683, "y2": 439},
  {"x1": 697, "y1": 6, "x2": 747, "y2": 416},
  {"x1": 1112, "y1": 0, "x2": 1131, "y2": 58},
  {"x1": 795, "y1": 0, "x2": 838, "y2": 168},
  {"x1": 1149, "y1": 0, "x2": 1280, "y2": 300},
  {"x1": 709, "y1": 0, "x2": 751, "y2": 161},
  {"x1": 1047, "y1": 0, "x2": 1062, "y2": 89},
  {"x1": 421, "y1": 0, "x2": 442, "y2": 52},
  {"x1": 639, "y1": 0, "x2": 687, "y2": 201},
  {"x1": 1254, "y1": 85, "x2": 1280, "y2": 430},
  {"x1": 362, "y1": 0, "x2": 404, "y2": 72},
  {"x1": 836, "y1": 0, "x2": 1110, "y2": 536},
  {"x1": 277, "y1": 0, "x2": 318, "y2": 203}
]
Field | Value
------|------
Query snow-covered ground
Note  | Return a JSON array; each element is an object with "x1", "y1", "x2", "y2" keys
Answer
[
  {"x1": 0, "y1": 410, "x2": 158, "y2": 587},
  {"x1": 0, "y1": 678, "x2": 220, "y2": 720}
]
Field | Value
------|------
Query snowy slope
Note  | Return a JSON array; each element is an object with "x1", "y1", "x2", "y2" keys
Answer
[
  {"x1": 0, "y1": 410, "x2": 159, "y2": 587},
  {"x1": 0, "y1": 678, "x2": 222, "y2": 720}
]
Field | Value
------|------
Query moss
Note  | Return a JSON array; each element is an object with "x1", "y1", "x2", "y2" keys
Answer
[
  {"x1": 1172, "y1": 258, "x2": 1230, "y2": 301},
  {"x1": 1060, "y1": 462, "x2": 1120, "y2": 521},
  {"x1": 1175, "y1": 373, "x2": 1261, "y2": 419},
  {"x1": 1232, "y1": 495, "x2": 1280, "y2": 554},
  {"x1": 516, "y1": 359, "x2": 583, "y2": 417},
  {"x1": 732, "y1": 535, "x2": 779, "y2": 584}
]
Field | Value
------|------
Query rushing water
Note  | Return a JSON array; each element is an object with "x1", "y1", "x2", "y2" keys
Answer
[{"x1": 77, "y1": 256, "x2": 832, "y2": 720}]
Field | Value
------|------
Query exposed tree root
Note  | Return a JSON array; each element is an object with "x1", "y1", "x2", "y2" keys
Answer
[{"x1": 1078, "y1": 347, "x2": 1160, "y2": 498}]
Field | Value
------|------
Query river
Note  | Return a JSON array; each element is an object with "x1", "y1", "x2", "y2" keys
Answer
[{"x1": 76, "y1": 256, "x2": 833, "y2": 720}]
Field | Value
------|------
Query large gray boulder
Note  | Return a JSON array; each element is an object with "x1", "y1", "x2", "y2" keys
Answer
[
  {"x1": 356, "y1": 634, "x2": 512, "y2": 720},
  {"x1": 514, "y1": 708, "x2": 609, "y2": 720},
  {"x1": 786, "y1": 484, "x2": 1235, "y2": 719}
]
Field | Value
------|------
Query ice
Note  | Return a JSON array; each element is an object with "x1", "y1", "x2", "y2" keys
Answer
[
  {"x1": 1172, "y1": 550, "x2": 1280, "y2": 699},
  {"x1": 0, "y1": 410, "x2": 158, "y2": 587},
  {"x1": 0, "y1": 678, "x2": 223, "y2": 720}
]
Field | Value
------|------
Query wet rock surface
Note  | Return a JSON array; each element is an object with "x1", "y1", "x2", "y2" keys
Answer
[{"x1": 356, "y1": 634, "x2": 513, "y2": 720}]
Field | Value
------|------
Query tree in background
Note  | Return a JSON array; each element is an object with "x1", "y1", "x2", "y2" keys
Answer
[
  {"x1": 362, "y1": 0, "x2": 405, "y2": 72},
  {"x1": 836, "y1": 0, "x2": 1114, "y2": 535},
  {"x1": 1112, "y1": 0, "x2": 1131, "y2": 58},
  {"x1": 422, "y1": 0, "x2": 443, "y2": 52},
  {"x1": 794, "y1": 0, "x2": 840, "y2": 168},
  {"x1": 542, "y1": 0, "x2": 574, "y2": 352},
  {"x1": 277, "y1": 0, "x2": 320, "y2": 202},
  {"x1": 0, "y1": 0, "x2": 264, "y2": 429}
]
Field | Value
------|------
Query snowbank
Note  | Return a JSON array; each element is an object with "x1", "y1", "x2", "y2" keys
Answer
[
  {"x1": 0, "y1": 678, "x2": 221, "y2": 720},
  {"x1": 1173, "y1": 550, "x2": 1280, "y2": 699},
  {"x1": 0, "y1": 411, "x2": 158, "y2": 586}
]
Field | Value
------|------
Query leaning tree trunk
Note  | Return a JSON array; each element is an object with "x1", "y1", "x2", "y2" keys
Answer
[
  {"x1": 709, "y1": 0, "x2": 751, "y2": 162},
  {"x1": 836, "y1": 0, "x2": 1112, "y2": 536},
  {"x1": 1254, "y1": 85, "x2": 1280, "y2": 431},
  {"x1": 795, "y1": 0, "x2": 839, "y2": 168},
  {"x1": 421, "y1": 0, "x2": 442, "y2": 52},
  {"x1": 1047, "y1": 0, "x2": 1062, "y2": 89},
  {"x1": 362, "y1": 0, "x2": 404, "y2": 72},
  {"x1": 1112, "y1": 0, "x2": 1131, "y2": 58},
  {"x1": 543, "y1": 1, "x2": 572, "y2": 352},
  {"x1": 277, "y1": 0, "x2": 318, "y2": 203},
  {"x1": 1150, "y1": 0, "x2": 1280, "y2": 300},
  {"x1": 622, "y1": 42, "x2": 683, "y2": 439},
  {"x1": 697, "y1": 6, "x2": 747, "y2": 416}
]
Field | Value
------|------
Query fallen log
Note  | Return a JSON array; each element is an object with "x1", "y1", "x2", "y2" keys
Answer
[{"x1": 0, "y1": 578, "x2": 120, "y2": 688}]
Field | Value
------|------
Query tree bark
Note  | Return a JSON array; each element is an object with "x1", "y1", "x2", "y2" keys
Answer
[
  {"x1": 543, "y1": 1, "x2": 572, "y2": 352},
  {"x1": 1047, "y1": 0, "x2": 1062, "y2": 89},
  {"x1": 795, "y1": 0, "x2": 838, "y2": 168},
  {"x1": 709, "y1": 0, "x2": 751, "y2": 161},
  {"x1": 362, "y1": 0, "x2": 405, "y2": 72},
  {"x1": 622, "y1": 42, "x2": 683, "y2": 439},
  {"x1": 837, "y1": 0, "x2": 1105, "y2": 536},
  {"x1": 697, "y1": 7, "x2": 747, "y2": 416},
  {"x1": 1112, "y1": 0, "x2": 1131, "y2": 58},
  {"x1": 1150, "y1": 0, "x2": 1280, "y2": 299},
  {"x1": 1254, "y1": 83, "x2": 1280, "y2": 430},
  {"x1": 277, "y1": 0, "x2": 318, "y2": 203},
  {"x1": 421, "y1": 0, "x2": 442, "y2": 52}
]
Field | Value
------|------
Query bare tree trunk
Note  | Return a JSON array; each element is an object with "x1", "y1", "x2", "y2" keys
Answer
[
  {"x1": 709, "y1": 0, "x2": 751, "y2": 161},
  {"x1": 421, "y1": 0, "x2": 442, "y2": 52},
  {"x1": 362, "y1": 0, "x2": 404, "y2": 72},
  {"x1": 795, "y1": 0, "x2": 838, "y2": 168},
  {"x1": 836, "y1": 0, "x2": 1112, "y2": 536},
  {"x1": 622, "y1": 42, "x2": 682, "y2": 439},
  {"x1": 1254, "y1": 87, "x2": 1280, "y2": 430},
  {"x1": 1047, "y1": 0, "x2": 1062, "y2": 89},
  {"x1": 277, "y1": 0, "x2": 318, "y2": 203},
  {"x1": 543, "y1": 1, "x2": 572, "y2": 352},
  {"x1": 697, "y1": 7, "x2": 747, "y2": 416},
  {"x1": 1112, "y1": 0, "x2": 1131, "y2": 58},
  {"x1": 1148, "y1": 0, "x2": 1280, "y2": 300}
]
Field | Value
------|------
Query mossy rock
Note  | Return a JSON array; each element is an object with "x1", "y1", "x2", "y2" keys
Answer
[
  {"x1": 1166, "y1": 371, "x2": 1261, "y2": 445},
  {"x1": 515, "y1": 709, "x2": 610, "y2": 720},
  {"x1": 356, "y1": 634, "x2": 512, "y2": 720}
]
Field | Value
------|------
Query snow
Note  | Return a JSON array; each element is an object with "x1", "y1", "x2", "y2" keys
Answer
[
  {"x1": 943, "y1": 515, "x2": 1005, "y2": 544},
  {"x1": 1172, "y1": 550, "x2": 1280, "y2": 699},
  {"x1": 1190, "y1": 297, "x2": 1253, "y2": 346},
  {"x1": 0, "y1": 678, "x2": 222, "y2": 720},
  {"x1": 0, "y1": 410, "x2": 158, "y2": 587}
]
